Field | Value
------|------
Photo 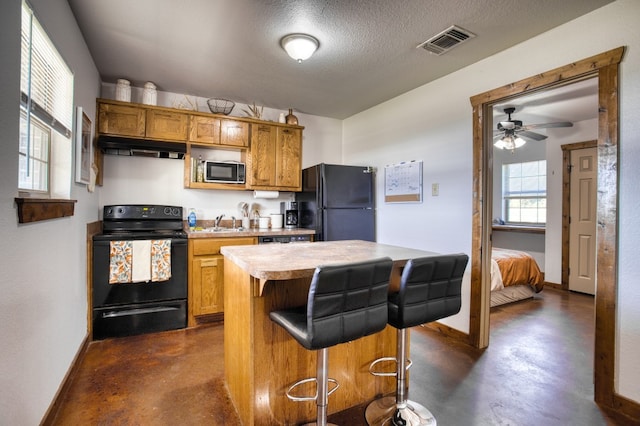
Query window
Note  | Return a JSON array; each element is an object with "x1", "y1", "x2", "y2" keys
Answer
[
  {"x1": 19, "y1": 1, "x2": 73, "y2": 195},
  {"x1": 502, "y1": 160, "x2": 546, "y2": 225}
]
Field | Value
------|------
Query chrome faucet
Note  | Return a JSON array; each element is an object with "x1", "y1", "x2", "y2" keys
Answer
[
  {"x1": 215, "y1": 214, "x2": 224, "y2": 228},
  {"x1": 231, "y1": 216, "x2": 237, "y2": 229}
]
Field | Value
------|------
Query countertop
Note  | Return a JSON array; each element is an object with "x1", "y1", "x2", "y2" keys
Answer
[
  {"x1": 220, "y1": 239, "x2": 439, "y2": 280},
  {"x1": 186, "y1": 227, "x2": 315, "y2": 239}
]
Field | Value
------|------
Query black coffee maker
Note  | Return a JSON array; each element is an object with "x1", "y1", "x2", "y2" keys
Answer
[{"x1": 281, "y1": 201, "x2": 299, "y2": 229}]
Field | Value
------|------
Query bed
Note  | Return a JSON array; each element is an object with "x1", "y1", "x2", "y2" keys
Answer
[{"x1": 490, "y1": 248, "x2": 544, "y2": 307}]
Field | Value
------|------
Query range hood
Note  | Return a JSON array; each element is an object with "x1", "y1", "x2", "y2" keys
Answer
[{"x1": 97, "y1": 135, "x2": 186, "y2": 159}]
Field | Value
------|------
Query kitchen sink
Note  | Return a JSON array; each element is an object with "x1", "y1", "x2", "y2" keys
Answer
[{"x1": 196, "y1": 227, "x2": 245, "y2": 233}]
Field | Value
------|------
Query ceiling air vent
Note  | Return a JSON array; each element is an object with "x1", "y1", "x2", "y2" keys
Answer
[{"x1": 417, "y1": 25, "x2": 476, "y2": 55}]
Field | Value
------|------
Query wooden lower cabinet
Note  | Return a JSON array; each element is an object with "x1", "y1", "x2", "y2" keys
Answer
[{"x1": 188, "y1": 237, "x2": 256, "y2": 326}]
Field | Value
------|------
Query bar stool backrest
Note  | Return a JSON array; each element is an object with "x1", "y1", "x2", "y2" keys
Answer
[
  {"x1": 389, "y1": 254, "x2": 469, "y2": 329},
  {"x1": 306, "y1": 257, "x2": 394, "y2": 350}
]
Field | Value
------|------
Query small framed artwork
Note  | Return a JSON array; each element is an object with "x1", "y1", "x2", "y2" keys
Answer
[{"x1": 75, "y1": 106, "x2": 92, "y2": 184}]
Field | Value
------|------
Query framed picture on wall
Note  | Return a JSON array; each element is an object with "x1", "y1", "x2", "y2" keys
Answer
[{"x1": 75, "y1": 106, "x2": 92, "y2": 185}]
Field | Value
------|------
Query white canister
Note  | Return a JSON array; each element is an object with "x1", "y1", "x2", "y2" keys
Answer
[
  {"x1": 142, "y1": 82, "x2": 157, "y2": 105},
  {"x1": 278, "y1": 112, "x2": 286, "y2": 123},
  {"x1": 270, "y1": 214, "x2": 283, "y2": 229},
  {"x1": 115, "y1": 79, "x2": 131, "y2": 102},
  {"x1": 259, "y1": 217, "x2": 270, "y2": 229}
]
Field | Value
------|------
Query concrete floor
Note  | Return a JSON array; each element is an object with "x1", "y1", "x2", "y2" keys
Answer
[{"x1": 48, "y1": 288, "x2": 632, "y2": 425}]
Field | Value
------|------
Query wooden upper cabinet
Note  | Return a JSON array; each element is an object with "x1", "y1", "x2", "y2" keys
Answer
[
  {"x1": 276, "y1": 127, "x2": 302, "y2": 189},
  {"x1": 247, "y1": 124, "x2": 302, "y2": 191},
  {"x1": 145, "y1": 110, "x2": 188, "y2": 141},
  {"x1": 189, "y1": 115, "x2": 221, "y2": 144},
  {"x1": 189, "y1": 116, "x2": 248, "y2": 147},
  {"x1": 220, "y1": 119, "x2": 249, "y2": 147},
  {"x1": 98, "y1": 103, "x2": 145, "y2": 137},
  {"x1": 96, "y1": 99, "x2": 302, "y2": 192},
  {"x1": 247, "y1": 124, "x2": 277, "y2": 187}
]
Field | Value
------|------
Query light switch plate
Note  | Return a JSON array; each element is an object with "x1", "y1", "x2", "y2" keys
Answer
[{"x1": 432, "y1": 183, "x2": 439, "y2": 196}]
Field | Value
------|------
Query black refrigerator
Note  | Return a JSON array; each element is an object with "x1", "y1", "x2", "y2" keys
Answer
[{"x1": 296, "y1": 163, "x2": 375, "y2": 242}]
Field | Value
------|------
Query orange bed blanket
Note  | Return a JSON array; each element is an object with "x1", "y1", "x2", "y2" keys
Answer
[{"x1": 492, "y1": 248, "x2": 544, "y2": 292}]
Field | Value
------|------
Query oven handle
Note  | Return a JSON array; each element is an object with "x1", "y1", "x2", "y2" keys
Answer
[{"x1": 101, "y1": 306, "x2": 180, "y2": 318}]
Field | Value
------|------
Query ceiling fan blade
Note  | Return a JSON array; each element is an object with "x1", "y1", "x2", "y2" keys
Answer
[
  {"x1": 524, "y1": 121, "x2": 573, "y2": 130},
  {"x1": 518, "y1": 130, "x2": 548, "y2": 141}
]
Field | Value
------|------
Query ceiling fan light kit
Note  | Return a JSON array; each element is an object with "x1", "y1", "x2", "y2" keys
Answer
[
  {"x1": 281, "y1": 33, "x2": 319, "y2": 63},
  {"x1": 494, "y1": 134, "x2": 526, "y2": 151}
]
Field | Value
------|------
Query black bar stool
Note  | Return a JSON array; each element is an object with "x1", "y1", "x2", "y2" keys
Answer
[
  {"x1": 365, "y1": 254, "x2": 469, "y2": 426},
  {"x1": 270, "y1": 257, "x2": 394, "y2": 426}
]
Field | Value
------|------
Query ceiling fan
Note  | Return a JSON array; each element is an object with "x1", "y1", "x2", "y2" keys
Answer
[{"x1": 494, "y1": 107, "x2": 573, "y2": 151}]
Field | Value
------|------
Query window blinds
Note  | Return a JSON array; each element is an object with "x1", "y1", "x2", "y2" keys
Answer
[{"x1": 20, "y1": 1, "x2": 74, "y2": 137}]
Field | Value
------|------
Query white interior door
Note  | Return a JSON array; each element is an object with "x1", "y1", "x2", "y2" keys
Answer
[{"x1": 569, "y1": 147, "x2": 597, "y2": 294}]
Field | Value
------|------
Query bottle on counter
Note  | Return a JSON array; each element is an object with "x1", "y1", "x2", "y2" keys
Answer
[
  {"x1": 196, "y1": 155, "x2": 204, "y2": 183},
  {"x1": 188, "y1": 208, "x2": 197, "y2": 230}
]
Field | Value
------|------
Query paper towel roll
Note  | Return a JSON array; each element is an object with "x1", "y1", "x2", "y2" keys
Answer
[{"x1": 253, "y1": 190, "x2": 279, "y2": 199}]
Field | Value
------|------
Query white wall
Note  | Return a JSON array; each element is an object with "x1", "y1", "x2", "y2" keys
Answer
[
  {"x1": 342, "y1": 0, "x2": 640, "y2": 403},
  {"x1": 0, "y1": 0, "x2": 101, "y2": 424}
]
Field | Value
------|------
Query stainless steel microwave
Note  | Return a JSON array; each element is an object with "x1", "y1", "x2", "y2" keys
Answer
[{"x1": 204, "y1": 161, "x2": 245, "y2": 184}]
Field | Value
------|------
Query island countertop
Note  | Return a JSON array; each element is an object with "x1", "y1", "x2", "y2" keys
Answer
[{"x1": 220, "y1": 239, "x2": 439, "y2": 280}]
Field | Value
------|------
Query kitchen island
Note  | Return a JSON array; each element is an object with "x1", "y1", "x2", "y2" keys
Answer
[{"x1": 221, "y1": 240, "x2": 439, "y2": 425}]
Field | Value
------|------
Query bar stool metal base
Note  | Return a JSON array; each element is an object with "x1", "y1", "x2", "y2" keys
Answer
[{"x1": 365, "y1": 396, "x2": 436, "y2": 426}]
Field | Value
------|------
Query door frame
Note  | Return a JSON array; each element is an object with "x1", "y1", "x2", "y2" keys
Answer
[
  {"x1": 561, "y1": 140, "x2": 597, "y2": 291},
  {"x1": 469, "y1": 47, "x2": 624, "y2": 409}
]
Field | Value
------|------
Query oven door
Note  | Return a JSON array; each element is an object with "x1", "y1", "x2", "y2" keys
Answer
[
  {"x1": 92, "y1": 300, "x2": 187, "y2": 340},
  {"x1": 92, "y1": 237, "x2": 187, "y2": 308}
]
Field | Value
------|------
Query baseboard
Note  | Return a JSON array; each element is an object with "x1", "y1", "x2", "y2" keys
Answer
[
  {"x1": 420, "y1": 321, "x2": 469, "y2": 343},
  {"x1": 195, "y1": 312, "x2": 224, "y2": 324},
  {"x1": 40, "y1": 334, "x2": 90, "y2": 426},
  {"x1": 612, "y1": 392, "x2": 640, "y2": 423},
  {"x1": 544, "y1": 281, "x2": 562, "y2": 290}
]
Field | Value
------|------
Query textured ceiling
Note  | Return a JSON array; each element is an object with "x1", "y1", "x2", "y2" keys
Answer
[{"x1": 67, "y1": 0, "x2": 611, "y2": 119}]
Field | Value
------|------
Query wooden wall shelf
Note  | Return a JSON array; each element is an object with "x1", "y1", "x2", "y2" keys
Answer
[{"x1": 15, "y1": 198, "x2": 77, "y2": 224}]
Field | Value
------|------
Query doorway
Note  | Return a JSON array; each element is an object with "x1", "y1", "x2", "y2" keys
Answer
[{"x1": 469, "y1": 47, "x2": 623, "y2": 408}]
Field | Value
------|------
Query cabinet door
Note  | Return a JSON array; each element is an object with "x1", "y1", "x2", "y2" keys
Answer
[
  {"x1": 98, "y1": 103, "x2": 145, "y2": 137},
  {"x1": 276, "y1": 127, "x2": 302, "y2": 189},
  {"x1": 220, "y1": 119, "x2": 249, "y2": 147},
  {"x1": 146, "y1": 110, "x2": 188, "y2": 141},
  {"x1": 248, "y1": 124, "x2": 277, "y2": 187},
  {"x1": 188, "y1": 237, "x2": 255, "y2": 324},
  {"x1": 189, "y1": 115, "x2": 221, "y2": 144},
  {"x1": 192, "y1": 255, "x2": 224, "y2": 316}
]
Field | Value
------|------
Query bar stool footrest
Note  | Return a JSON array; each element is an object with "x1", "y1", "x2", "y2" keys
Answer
[
  {"x1": 286, "y1": 377, "x2": 340, "y2": 402},
  {"x1": 369, "y1": 356, "x2": 413, "y2": 377}
]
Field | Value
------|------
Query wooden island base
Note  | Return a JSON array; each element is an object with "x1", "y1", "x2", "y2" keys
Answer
[{"x1": 222, "y1": 240, "x2": 439, "y2": 425}]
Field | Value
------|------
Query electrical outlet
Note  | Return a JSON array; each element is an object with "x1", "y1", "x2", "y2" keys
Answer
[{"x1": 432, "y1": 183, "x2": 439, "y2": 196}]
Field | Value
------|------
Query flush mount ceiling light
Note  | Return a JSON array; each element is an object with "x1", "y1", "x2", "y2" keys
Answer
[{"x1": 281, "y1": 33, "x2": 319, "y2": 63}]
